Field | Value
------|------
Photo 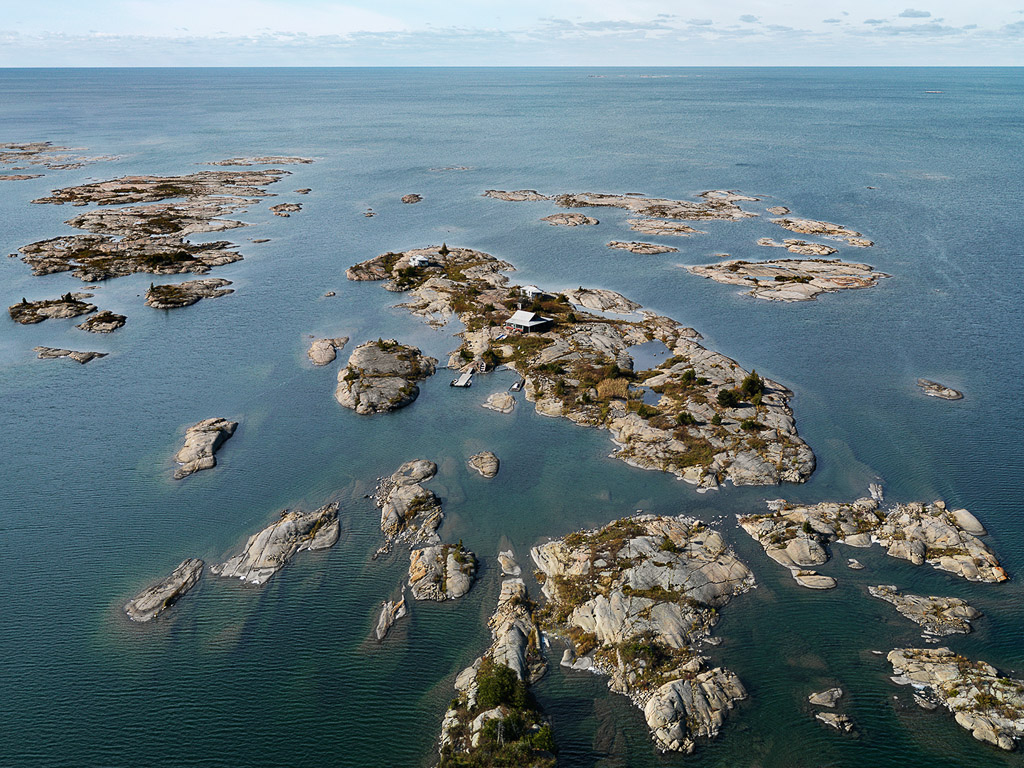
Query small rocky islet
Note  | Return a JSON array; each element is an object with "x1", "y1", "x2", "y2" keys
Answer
[
  {"x1": 869, "y1": 584, "x2": 981, "y2": 636},
  {"x1": 9, "y1": 293, "x2": 97, "y2": 324},
  {"x1": 33, "y1": 347, "x2": 107, "y2": 364},
  {"x1": 125, "y1": 559, "x2": 204, "y2": 622},
  {"x1": 687, "y1": 258, "x2": 889, "y2": 302},
  {"x1": 917, "y1": 378, "x2": 964, "y2": 400},
  {"x1": 307, "y1": 336, "x2": 349, "y2": 366},
  {"x1": 145, "y1": 278, "x2": 234, "y2": 309},
  {"x1": 172, "y1": 417, "x2": 238, "y2": 480},
  {"x1": 334, "y1": 339, "x2": 436, "y2": 415}
]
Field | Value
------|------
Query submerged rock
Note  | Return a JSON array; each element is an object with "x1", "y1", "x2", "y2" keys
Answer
[
  {"x1": 917, "y1": 379, "x2": 963, "y2": 400},
  {"x1": 375, "y1": 591, "x2": 407, "y2": 641},
  {"x1": 869, "y1": 585, "x2": 980, "y2": 635},
  {"x1": 468, "y1": 451, "x2": 499, "y2": 478},
  {"x1": 607, "y1": 240, "x2": 679, "y2": 254},
  {"x1": 9, "y1": 293, "x2": 96, "y2": 324},
  {"x1": 33, "y1": 346, "x2": 107, "y2": 364},
  {"x1": 408, "y1": 543, "x2": 477, "y2": 601},
  {"x1": 888, "y1": 648, "x2": 1024, "y2": 750},
  {"x1": 173, "y1": 417, "x2": 238, "y2": 479},
  {"x1": 307, "y1": 336, "x2": 349, "y2": 366},
  {"x1": 739, "y1": 498, "x2": 1005, "y2": 587},
  {"x1": 76, "y1": 309, "x2": 126, "y2": 333},
  {"x1": 211, "y1": 502, "x2": 340, "y2": 585},
  {"x1": 145, "y1": 278, "x2": 234, "y2": 309},
  {"x1": 125, "y1": 558, "x2": 204, "y2": 622},
  {"x1": 334, "y1": 339, "x2": 436, "y2": 414}
]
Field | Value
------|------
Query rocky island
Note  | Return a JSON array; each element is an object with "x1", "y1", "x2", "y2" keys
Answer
[
  {"x1": 375, "y1": 592, "x2": 407, "y2": 641},
  {"x1": 1, "y1": 141, "x2": 117, "y2": 171},
  {"x1": 269, "y1": 202, "x2": 301, "y2": 217},
  {"x1": 334, "y1": 339, "x2": 437, "y2": 415},
  {"x1": 9, "y1": 293, "x2": 97, "y2": 324},
  {"x1": 541, "y1": 213, "x2": 598, "y2": 226},
  {"x1": 124, "y1": 558, "x2": 204, "y2": 622},
  {"x1": 687, "y1": 259, "x2": 889, "y2": 302},
  {"x1": 738, "y1": 498, "x2": 1004, "y2": 589},
  {"x1": 347, "y1": 244, "x2": 814, "y2": 490},
  {"x1": 756, "y1": 237, "x2": 837, "y2": 256},
  {"x1": 307, "y1": 336, "x2": 349, "y2": 366},
  {"x1": 408, "y1": 543, "x2": 477, "y2": 601},
  {"x1": 76, "y1": 310, "x2": 126, "y2": 333},
  {"x1": 211, "y1": 502, "x2": 340, "y2": 585},
  {"x1": 145, "y1": 278, "x2": 234, "y2": 309},
  {"x1": 173, "y1": 417, "x2": 238, "y2": 480},
  {"x1": 374, "y1": 459, "x2": 444, "y2": 550},
  {"x1": 607, "y1": 241, "x2": 679, "y2": 254},
  {"x1": 401, "y1": 193, "x2": 422, "y2": 204},
  {"x1": 531, "y1": 514, "x2": 754, "y2": 753},
  {"x1": 771, "y1": 218, "x2": 873, "y2": 247},
  {"x1": 33, "y1": 347, "x2": 107, "y2": 364},
  {"x1": 207, "y1": 156, "x2": 313, "y2": 166},
  {"x1": 869, "y1": 585, "x2": 980, "y2": 635},
  {"x1": 917, "y1": 379, "x2": 964, "y2": 400},
  {"x1": 484, "y1": 188, "x2": 758, "y2": 221},
  {"x1": 888, "y1": 648, "x2": 1024, "y2": 750},
  {"x1": 468, "y1": 451, "x2": 500, "y2": 478}
]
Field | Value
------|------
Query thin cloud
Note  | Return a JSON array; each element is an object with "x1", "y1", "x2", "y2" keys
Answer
[
  {"x1": 864, "y1": 18, "x2": 886, "y2": 24},
  {"x1": 823, "y1": 18, "x2": 842, "y2": 24},
  {"x1": 899, "y1": 9, "x2": 932, "y2": 18},
  {"x1": 688, "y1": 19, "x2": 714, "y2": 26},
  {"x1": 739, "y1": 15, "x2": 759, "y2": 23}
]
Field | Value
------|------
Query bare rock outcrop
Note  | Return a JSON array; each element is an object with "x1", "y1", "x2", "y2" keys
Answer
[
  {"x1": 374, "y1": 459, "x2": 443, "y2": 550},
  {"x1": 809, "y1": 687, "x2": 843, "y2": 707},
  {"x1": 739, "y1": 498, "x2": 1005, "y2": 588},
  {"x1": 307, "y1": 336, "x2": 349, "y2": 366},
  {"x1": 564, "y1": 287, "x2": 640, "y2": 314},
  {"x1": 269, "y1": 202, "x2": 301, "y2": 217},
  {"x1": 889, "y1": 648, "x2": 1024, "y2": 750},
  {"x1": 145, "y1": 278, "x2": 234, "y2": 309},
  {"x1": 869, "y1": 585, "x2": 980, "y2": 635},
  {"x1": 9, "y1": 293, "x2": 96, "y2": 324},
  {"x1": 468, "y1": 451, "x2": 500, "y2": 478},
  {"x1": 375, "y1": 591, "x2": 407, "y2": 641},
  {"x1": 76, "y1": 310, "x2": 126, "y2": 333},
  {"x1": 607, "y1": 240, "x2": 678, "y2": 254},
  {"x1": 334, "y1": 339, "x2": 436, "y2": 414},
  {"x1": 482, "y1": 392, "x2": 515, "y2": 413},
  {"x1": 917, "y1": 379, "x2": 963, "y2": 400},
  {"x1": 125, "y1": 559, "x2": 204, "y2": 622},
  {"x1": 408, "y1": 543, "x2": 477, "y2": 601},
  {"x1": 627, "y1": 219, "x2": 703, "y2": 236},
  {"x1": 757, "y1": 237, "x2": 838, "y2": 256},
  {"x1": 771, "y1": 217, "x2": 873, "y2": 247},
  {"x1": 173, "y1": 417, "x2": 238, "y2": 479},
  {"x1": 541, "y1": 213, "x2": 598, "y2": 226},
  {"x1": 687, "y1": 259, "x2": 888, "y2": 302},
  {"x1": 33, "y1": 347, "x2": 107, "y2": 364},
  {"x1": 482, "y1": 189, "x2": 549, "y2": 201},
  {"x1": 211, "y1": 503, "x2": 340, "y2": 585}
]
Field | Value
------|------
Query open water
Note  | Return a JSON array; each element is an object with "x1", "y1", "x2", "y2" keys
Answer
[{"x1": 1, "y1": 68, "x2": 1023, "y2": 768}]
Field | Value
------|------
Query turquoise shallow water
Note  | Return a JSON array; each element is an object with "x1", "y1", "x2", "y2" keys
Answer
[{"x1": 1, "y1": 68, "x2": 1023, "y2": 767}]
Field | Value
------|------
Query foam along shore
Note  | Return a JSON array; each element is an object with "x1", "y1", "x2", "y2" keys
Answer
[
  {"x1": 125, "y1": 559, "x2": 204, "y2": 622},
  {"x1": 533, "y1": 514, "x2": 753, "y2": 753},
  {"x1": 738, "y1": 498, "x2": 1004, "y2": 589},
  {"x1": 346, "y1": 244, "x2": 814, "y2": 490},
  {"x1": 173, "y1": 417, "x2": 238, "y2": 480},
  {"x1": 687, "y1": 259, "x2": 889, "y2": 302},
  {"x1": 334, "y1": 339, "x2": 436, "y2": 414},
  {"x1": 888, "y1": 648, "x2": 1024, "y2": 750},
  {"x1": 210, "y1": 503, "x2": 340, "y2": 585}
]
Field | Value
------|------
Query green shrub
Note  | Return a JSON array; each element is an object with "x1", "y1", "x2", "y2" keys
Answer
[{"x1": 717, "y1": 388, "x2": 741, "y2": 408}]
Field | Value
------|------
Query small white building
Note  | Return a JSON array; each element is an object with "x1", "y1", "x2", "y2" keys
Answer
[
  {"x1": 506, "y1": 310, "x2": 552, "y2": 333},
  {"x1": 408, "y1": 255, "x2": 430, "y2": 268},
  {"x1": 522, "y1": 285, "x2": 544, "y2": 300}
]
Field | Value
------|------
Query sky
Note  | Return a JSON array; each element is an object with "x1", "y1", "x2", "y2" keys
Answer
[{"x1": 0, "y1": 1, "x2": 1022, "y2": 66}]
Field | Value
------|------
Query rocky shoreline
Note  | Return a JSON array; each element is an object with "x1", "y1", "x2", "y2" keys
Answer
[{"x1": 346, "y1": 244, "x2": 815, "y2": 490}]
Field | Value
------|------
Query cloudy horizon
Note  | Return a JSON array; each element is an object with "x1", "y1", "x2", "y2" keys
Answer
[{"x1": 1, "y1": 1, "x2": 1022, "y2": 66}]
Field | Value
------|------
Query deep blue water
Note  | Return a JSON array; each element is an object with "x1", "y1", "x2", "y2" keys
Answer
[{"x1": 1, "y1": 68, "x2": 1023, "y2": 768}]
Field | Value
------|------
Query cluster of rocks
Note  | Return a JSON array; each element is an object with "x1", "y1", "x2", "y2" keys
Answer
[
  {"x1": 771, "y1": 217, "x2": 873, "y2": 247},
  {"x1": 869, "y1": 585, "x2": 981, "y2": 636},
  {"x1": 33, "y1": 347, "x2": 106, "y2": 364},
  {"x1": 373, "y1": 459, "x2": 444, "y2": 552},
  {"x1": 269, "y1": 202, "x2": 301, "y2": 217},
  {"x1": 125, "y1": 559, "x2": 204, "y2": 622},
  {"x1": 307, "y1": 336, "x2": 349, "y2": 366},
  {"x1": 439, "y1": 557, "x2": 554, "y2": 766},
  {"x1": 468, "y1": 451, "x2": 499, "y2": 478},
  {"x1": 533, "y1": 514, "x2": 754, "y2": 753},
  {"x1": 917, "y1": 378, "x2": 964, "y2": 400},
  {"x1": 541, "y1": 213, "x2": 598, "y2": 226},
  {"x1": 210, "y1": 502, "x2": 340, "y2": 585},
  {"x1": 145, "y1": 278, "x2": 234, "y2": 309},
  {"x1": 808, "y1": 687, "x2": 854, "y2": 732},
  {"x1": 738, "y1": 497, "x2": 1004, "y2": 589},
  {"x1": 888, "y1": 648, "x2": 1024, "y2": 750},
  {"x1": 346, "y1": 244, "x2": 815, "y2": 490},
  {"x1": 408, "y1": 543, "x2": 477, "y2": 601},
  {"x1": 334, "y1": 339, "x2": 437, "y2": 414},
  {"x1": 9, "y1": 293, "x2": 96, "y2": 324},
  {"x1": 607, "y1": 240, "x2": 679, "y2": 254},
  {"x1": 172, "y1": 417, "x2": 238, "y2": 480},
  {"x1": 687, "y1": 259, "x2": 889, "y2": 302}
]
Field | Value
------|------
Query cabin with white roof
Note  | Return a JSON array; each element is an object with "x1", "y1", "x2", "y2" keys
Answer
[{"x1": 505, "y1": 310, "x2": 552, "y2": 333}]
